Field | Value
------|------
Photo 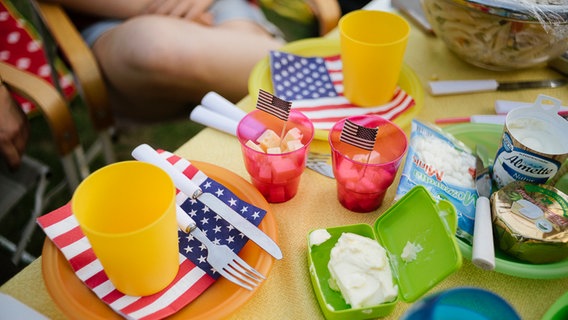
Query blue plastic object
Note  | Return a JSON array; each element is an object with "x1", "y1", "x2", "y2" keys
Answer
[{"x1": 401, "y1": 287, "x2": 521, "y2": 320}]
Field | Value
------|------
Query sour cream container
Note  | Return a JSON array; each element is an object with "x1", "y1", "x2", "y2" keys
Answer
[{"x1": 492, "y1": 95, "x2": 568, "y2": 189}]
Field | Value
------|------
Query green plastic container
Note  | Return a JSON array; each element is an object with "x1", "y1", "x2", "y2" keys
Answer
[{"x1": 307, "y1": 186, "x2": 463, "y2": 319}]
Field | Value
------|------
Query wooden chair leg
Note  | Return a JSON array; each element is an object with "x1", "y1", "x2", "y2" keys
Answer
[{"x1": 307, "y1": 0, "x2": 342, "y2": 36}]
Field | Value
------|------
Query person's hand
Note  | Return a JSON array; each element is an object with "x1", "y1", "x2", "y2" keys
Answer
[
  {"x1": 0, "y1": 81, "x2": 29, "y2": 170},
  {"x1": 143, "y1": 0, "x2": 215, "y2": 25}
]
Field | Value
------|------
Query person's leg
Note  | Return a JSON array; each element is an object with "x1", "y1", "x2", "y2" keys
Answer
[
  {"x1": 90, "y1": 6, "x2": 283, "y2": 122},
  {"x1": 210, "y1": 0, "x2": 284, "y2": 38}
]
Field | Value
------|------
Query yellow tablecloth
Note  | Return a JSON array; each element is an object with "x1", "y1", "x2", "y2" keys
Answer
[{"x1": 2, "y1": 8, "x2": 568, "y2": 320}]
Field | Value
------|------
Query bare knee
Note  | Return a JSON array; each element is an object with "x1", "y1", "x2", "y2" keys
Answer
[{"x1": 93, "y1": 16, "x2": 202, "y2": 79}]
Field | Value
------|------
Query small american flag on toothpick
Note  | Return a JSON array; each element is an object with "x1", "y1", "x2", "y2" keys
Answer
[
  {"x1": 257, "y1": 89, "x2": 292, "y2": 121},
  {"x1": 340, "y1": 119, "x2": 378, "y2": 151}
]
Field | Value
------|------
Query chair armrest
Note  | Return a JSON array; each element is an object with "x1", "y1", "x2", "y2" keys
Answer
[
  {"x1": 33, "y1": 1, "x2": 114, "y2": 131},
  {"x1": 0, "y1": 61, "x2": 80, "y2": 156}
]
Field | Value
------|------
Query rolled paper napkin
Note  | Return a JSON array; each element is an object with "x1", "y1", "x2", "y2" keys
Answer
[
  {"x1": 269, "y1": 51, "x2": 416, "y2": 131},
  {"x1": 201, "y1": 91, "x2": 247, "y2": 122},
  {"x1": 495, "y1": 100, "x2": 568, "y2": 114},
  {"x1": 190, "y1": 93, "x2": 267, "y2": 139},
  {"x1": 472, "y1": 196, "x2": 496, "y2": 271},
  {"x1": 37, "y1": 150, "x2": 267, "y2": 320},
  {"x1": 190, "y1": 105, "x2": 239, "y2": 135}
]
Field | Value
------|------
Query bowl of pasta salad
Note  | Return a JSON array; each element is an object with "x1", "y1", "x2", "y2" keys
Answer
[{"x1": 422, "y1": 0, "x2": 568, "y2": 70}]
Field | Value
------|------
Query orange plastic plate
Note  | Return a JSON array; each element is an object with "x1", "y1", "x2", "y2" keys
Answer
[{"x1": 42, "y1": 161, "x2": 277, "y2": 319}]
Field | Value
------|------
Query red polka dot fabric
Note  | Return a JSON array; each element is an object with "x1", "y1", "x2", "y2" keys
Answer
[{"x1": 0, "y1": 1, "x2": 76, "y2": 115}]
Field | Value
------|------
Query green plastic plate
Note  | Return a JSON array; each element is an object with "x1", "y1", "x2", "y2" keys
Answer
[{"x1": 444, "y1": 123, "x2": 568, "y2": 279}]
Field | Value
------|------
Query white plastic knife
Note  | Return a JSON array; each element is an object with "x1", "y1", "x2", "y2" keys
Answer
[
  {"x1": 428, "y1": 78, "x2": 567, "y2": 95},
  {"x1": 471, "y1": 147, "x2": 495, "y2": 271},
  {"x1": 132, "y1": 144, "x2": 283, "y2": 260}
]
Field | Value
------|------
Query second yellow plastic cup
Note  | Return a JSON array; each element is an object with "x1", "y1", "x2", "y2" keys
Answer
[
  {"x1": 339, "y1": 10, "x2": 410, "y2": 106},
  {"x1": 72, "y1": 161, "x2": 179, "y2": 296}
]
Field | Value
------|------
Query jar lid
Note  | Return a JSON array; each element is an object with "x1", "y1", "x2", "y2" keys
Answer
[
  {"x1": 454, "y1": 0, "x2": 568, "y2": 22},
  {"x1": 373, "y1": 186, "x2": 462, "y2": 302}
]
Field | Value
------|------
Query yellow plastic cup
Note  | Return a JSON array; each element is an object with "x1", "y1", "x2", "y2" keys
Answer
[
  {"x1": 339, "y1": 10, "x2": 410, "y2": 106},
  {"x1": 72, "y1": 161, "x2": 179, "y2": 296}
]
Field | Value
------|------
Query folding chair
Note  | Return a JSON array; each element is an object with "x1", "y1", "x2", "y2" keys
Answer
[
  {"x1": 0, "y1": 0, "x2": 116, "y2": 264},
  {"x1": 0, "y1": 156, "x2": 49, "y2": 264}
]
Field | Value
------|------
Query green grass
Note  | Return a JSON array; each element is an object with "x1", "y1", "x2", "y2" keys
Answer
[{"x1": 0, "y1": 98, "x2": 204, "y2": 281}]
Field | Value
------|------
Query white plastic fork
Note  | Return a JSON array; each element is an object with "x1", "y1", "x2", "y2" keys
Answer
[
  {"x1": 306, "y1": 152, "x2": 334, "y2": 179},
  {"x1": 175, "y1": 205, "x2": 265, "y2": 290}
]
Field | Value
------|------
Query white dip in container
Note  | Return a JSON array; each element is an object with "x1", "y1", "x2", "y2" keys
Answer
[
  {"x1": 492, "y1": 95, "x2": 568, "y2": 189},
  {"x1": 327, "y1": 232, "x2": 398, "y2": 309}
]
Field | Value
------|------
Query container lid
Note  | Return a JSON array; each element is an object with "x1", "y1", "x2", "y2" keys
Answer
[
  {"x1": 373, "y1": 185, "x2": 463, "y2": 302},
  {"x1": 455, "y1": 0, "x2": 568, "y2": 23}
]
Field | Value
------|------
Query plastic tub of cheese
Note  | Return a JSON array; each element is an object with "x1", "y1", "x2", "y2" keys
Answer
[{"x1": 307, "y1": 186, "x2": 463, "y2": 319}]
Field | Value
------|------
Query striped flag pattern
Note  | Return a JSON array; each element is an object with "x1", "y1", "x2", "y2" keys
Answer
[
  {"x1": 269, "y1": 51, "x2": 415, "y2": 130},
  {"x1": 339, "y1": 119, "x2": 378, "y2": 151},
  {"x1": 37, "y1": 150, "x2": 267, "y2": 320},
  {"x1": 256, "y1": 88, "x2": 292, "y2": 121}
]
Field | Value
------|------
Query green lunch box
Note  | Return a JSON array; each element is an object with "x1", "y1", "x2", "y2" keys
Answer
[{"x1": 307, "y1": 185, "x2": 463, "y2": 319}]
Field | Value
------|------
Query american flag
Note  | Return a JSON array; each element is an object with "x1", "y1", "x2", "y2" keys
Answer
[
  {"x1": 37, "y1": 151, "x2": 267, "y2": 320},
  {"x1": 256, "y1": 88, "x2": 291, "y2": 121},
  {"x1": 339, "y1": 119, "x2": 378, "y2": 151},
  {"x1": 269, "y1": 51, "x2": 415, "y2": 130}
]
